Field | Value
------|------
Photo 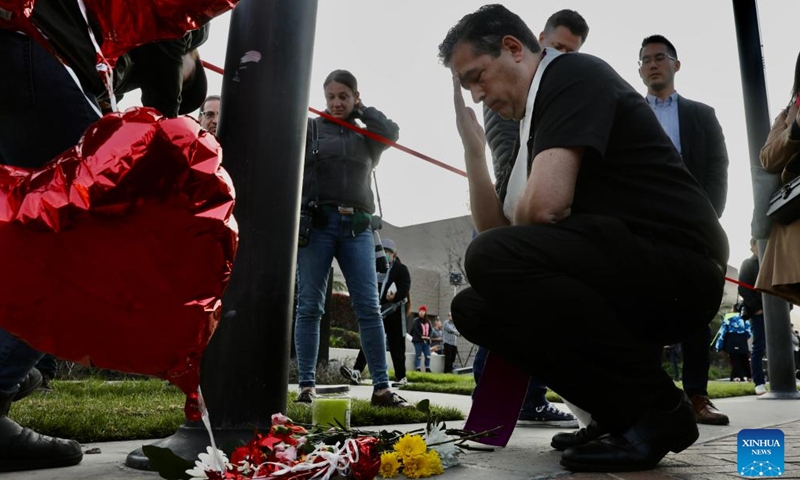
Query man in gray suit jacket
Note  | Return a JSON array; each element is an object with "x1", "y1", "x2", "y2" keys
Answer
[{"x1": 639, "y1": 34, "x2": 730, "y2": 425}]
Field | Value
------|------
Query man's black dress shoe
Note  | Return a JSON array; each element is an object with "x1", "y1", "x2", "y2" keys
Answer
[
  {"x1": 551, "y1": 421, "x2": 606, "y2": 451},
  {"x1": 560, "y1": 394, "x2": 698, "y2": 472}
]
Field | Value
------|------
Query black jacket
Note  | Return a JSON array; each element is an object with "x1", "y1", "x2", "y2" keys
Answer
[
  {"x1": 379, "y1": 259, "x2": 410, "y2": 307},
  {"x1": 303, "y1": 106, "x2": 399, "y2": 213},
  {"x1": 410, "y1": 316, "x2": 431, "y2": 344},
  {"x1": 677, "y1": 95, "x2": 729, "y2": 217},
  {"x1": 738, "y1": 255, "x2": 763, "y2": 313}
]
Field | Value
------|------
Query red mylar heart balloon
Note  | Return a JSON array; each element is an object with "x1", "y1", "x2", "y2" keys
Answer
[
  {"x1": 1, "y1": 0, "x2": 239, "y2": 69},
  {"x1": 83, "y1": 0, "x2": 239, "y2": 66},
  {"x1": 0, "y1": 107, "x2": 237, "y2": 414}
]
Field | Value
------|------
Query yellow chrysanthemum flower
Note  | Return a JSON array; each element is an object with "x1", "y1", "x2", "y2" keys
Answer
[
  {"x1": 393, "y1": 434, "x2": 427, "y2": 462},
  {"x1": 379, "y1": 451, "x2": 401, "y2": 478},
  {"x1": 401, "y1": 454, "x2": 429, "y2": 479},
  {"x1": 426, "y1": 449, "x2": 444, "y2": 475}
]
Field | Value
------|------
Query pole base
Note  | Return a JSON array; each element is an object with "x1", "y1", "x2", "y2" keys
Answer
[
  {"x1": 125, "y1": 421, "x2": 255, "y2": 471},
  {"x1": 757, "y1": 391, "x2": 800, "y2": 400}
]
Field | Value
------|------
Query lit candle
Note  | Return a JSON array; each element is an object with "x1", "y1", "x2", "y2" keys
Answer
[{"x1": 312, "y1": 397, "x2": 351, "y2": 429}]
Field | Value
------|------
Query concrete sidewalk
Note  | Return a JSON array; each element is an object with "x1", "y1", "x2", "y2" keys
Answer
[{"x1": 2, "y1": 385, "x2": 799, "y2": 480}]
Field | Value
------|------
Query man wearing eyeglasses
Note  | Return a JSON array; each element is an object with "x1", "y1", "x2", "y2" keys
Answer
[
  {"x1": 639, "y1": 34, "x2": 730, "y2": 427},
  {"x1": 199, "y1": 95, "x2": 221, "y2": 136}
]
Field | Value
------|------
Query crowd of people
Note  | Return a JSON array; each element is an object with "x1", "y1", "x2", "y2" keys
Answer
[{"x1": 2, "y1": 1, "x2": 800, "y2": 476}]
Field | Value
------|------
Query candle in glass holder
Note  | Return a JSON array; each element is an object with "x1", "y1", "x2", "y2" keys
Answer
[{"x1": 312, "y1": 385, "x2": 351, "y2": 429}]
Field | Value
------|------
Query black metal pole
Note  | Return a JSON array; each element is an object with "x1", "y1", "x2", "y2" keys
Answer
[
  {"x1": 126, "y1": 0, "x2": 319, "y2": 468},
  {"x1": 732, "y1": 0, "x2": 799, "y2": 399},
  {"x1": 204, "y1": 0, "x2": 319, "y2": 426}
]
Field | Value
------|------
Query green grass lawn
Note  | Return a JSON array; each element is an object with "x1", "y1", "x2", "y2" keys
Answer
[
  {"x1": 399, "y1": 370, "x2": 777, "y2": 401},
  {"x1": 10, "y1": 379, "x2": 463, "y2": 444}
]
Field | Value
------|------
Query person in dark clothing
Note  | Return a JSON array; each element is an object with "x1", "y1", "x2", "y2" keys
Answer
[
  {"x1": 638, "y1": 34, "x2": 730, "y2": 426},
  {"x1": 294, "y1": 69, "x2": 411, "y2": 409},
  {"x1": 441, "y1": 4, "x2": 727, "y2": 472},
  {"x1": 739, "y1": 237, "x2": 767, "y2": 394},
  {"x1": 442, "y1": 312, "x2": 461, "y2": 374},
  {"x1": 410, "y1": 306, "x2": 432, "y2": 372},
  {"x1": 477, "y1": 7, "x2": 587, "y2": 430},
  {"x1": 342, "y1": 238, "x2": 412, "y2": 386}
]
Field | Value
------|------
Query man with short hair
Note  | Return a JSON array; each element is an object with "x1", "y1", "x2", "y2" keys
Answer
[
  {"x1": 485, "y1": 9, "x2": 589, "y2": 180},
  {"x1": 638, "y1": 34, "x2": 730, "y2": 425},
  {"x1": 199, "y1": 95, "x2": 221, "y2": 135},
  {"x1": 476, "y1": 8, "x2": 589, "y2": 430},
  {"x1": 442, "y1": 312, "x2": 460, "y2": 374},
  {"x1": 440, "y1": 4, "x2": 727, "y2": 472}
]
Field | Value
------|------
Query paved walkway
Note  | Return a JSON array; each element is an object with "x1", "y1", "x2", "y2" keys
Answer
[{"x1": 1, "y1": 384, "x2": 799, "y2": 479}]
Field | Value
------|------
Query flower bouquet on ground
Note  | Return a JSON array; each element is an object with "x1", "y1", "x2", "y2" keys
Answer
[{"x1": 145, "y1": 399, "x2": 497, "y2": 480}]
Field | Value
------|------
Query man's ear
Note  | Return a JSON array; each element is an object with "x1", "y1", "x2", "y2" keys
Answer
[
  {"x1": 538, "y1": 30, "x2": 545, "y2": 45},
  {"x1": 674, "y1": 59, "x2": 681, "y2": 73},
  {"x1": 501, "y1": 35, "x2": 525, "y2": 61}
]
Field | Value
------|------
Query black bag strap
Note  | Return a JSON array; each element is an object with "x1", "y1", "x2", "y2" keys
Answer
[
  {"x1": 303, "y1": 118, "x2": 320, "y2": 206},
  {"x1": 311, "y1": 117, "x2": 319, "y2": 159}
]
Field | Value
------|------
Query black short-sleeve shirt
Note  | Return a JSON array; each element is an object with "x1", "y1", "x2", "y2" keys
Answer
[{"x1": 517, "y1": 53, "x2": 728, "y2": 265}]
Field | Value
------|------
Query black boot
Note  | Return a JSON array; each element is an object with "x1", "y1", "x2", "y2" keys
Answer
[
  {"x1": 551, "y1": 421, "x2": 607, "y2": 451},
  {"x1": 12, "y1": 368, "x2": 43, "y2": 402},
  {"x1": 560, "y1": 394, "x2": 698, "y2": 472},
  {"x1": 0, "y1": 395, "x2": 83, "y2": 472}
]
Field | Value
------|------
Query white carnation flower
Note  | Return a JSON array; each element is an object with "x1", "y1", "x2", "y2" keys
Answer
[
  {"x1": 186, "y1": 446, "x2": 229, "y2": 479},
  {"x1": 424, "y1": 422, "x2": 461, "y2": 468}
]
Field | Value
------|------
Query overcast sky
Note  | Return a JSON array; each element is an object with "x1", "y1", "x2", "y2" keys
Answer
[{"x1": 121, "y1": 1, "x2": 800, "y2": 270}]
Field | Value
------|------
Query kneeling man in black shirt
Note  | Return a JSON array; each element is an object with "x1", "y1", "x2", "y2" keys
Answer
[{"x1": 439, "y1": 4, "x2": 728, "y2": 472}]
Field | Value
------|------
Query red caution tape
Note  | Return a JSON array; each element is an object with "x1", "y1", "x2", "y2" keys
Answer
[
  {"x1": 726, "y1": 276, "x2": 756, "y2": 291},
  {"x1": 200, "y1": 61, "x2": 467, "y2": 178}
]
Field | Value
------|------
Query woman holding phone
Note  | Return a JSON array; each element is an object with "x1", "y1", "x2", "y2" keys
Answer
[{"x1": 294, "y1": 70, "x2": 411, "y2": 408}]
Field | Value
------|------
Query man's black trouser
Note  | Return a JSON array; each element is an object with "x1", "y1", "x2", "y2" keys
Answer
[
  {"x1": 444, "y1": 343, "x2": 457, "y2": 373},
  {"x1": 452, "y1": 214, "x2": 724, "y2": 432},
  {"x1": 681, "y1": 326, "x2": 712, "y2": 397},
  {"x1": 354, "y1": 310, "x2": 406, "y2": 381}
]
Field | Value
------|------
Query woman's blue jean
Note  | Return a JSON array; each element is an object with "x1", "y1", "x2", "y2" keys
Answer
[
  {"x1": 295, "y1": 210, "x2": 389, "y2": 390},
  {"x1": 413, "y1": 342, "x2": 431, "y2": 370}
]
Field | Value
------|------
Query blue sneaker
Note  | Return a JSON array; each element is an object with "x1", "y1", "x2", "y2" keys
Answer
[{"x1": 517, "y1": 403, "x2": 579, "y2": 428}]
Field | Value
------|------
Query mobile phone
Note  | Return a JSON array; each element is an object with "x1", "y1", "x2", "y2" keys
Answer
[{"x1": 795, "y1": 94, "x2": 800, "y2": 108}]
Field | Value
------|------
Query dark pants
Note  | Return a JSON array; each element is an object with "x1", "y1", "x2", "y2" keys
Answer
[
  {"x1": 729, "y1": 352, "x2": 751, "y2": 381},
  {"x1": 35, "y1": 354, "x2": 58, "y2": 379},
  {"x1": 444, "y1": 343, "x2": 458, "y2": 373},
  {"x1": 749, "y1": 313, "x2": 766, "y2": 386},
  {"x1": 354, "y1": 310, "x2": 406, "y2": 381},
  {"x1": 452, "y1": 215, "x2": 724, "y2": 432},
  {"x1": 680, "y1": 326, "x2": 711, "y2": 397},
  {"x1": 0, "y1": 31, "x2": 99, "y2": 397}
]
